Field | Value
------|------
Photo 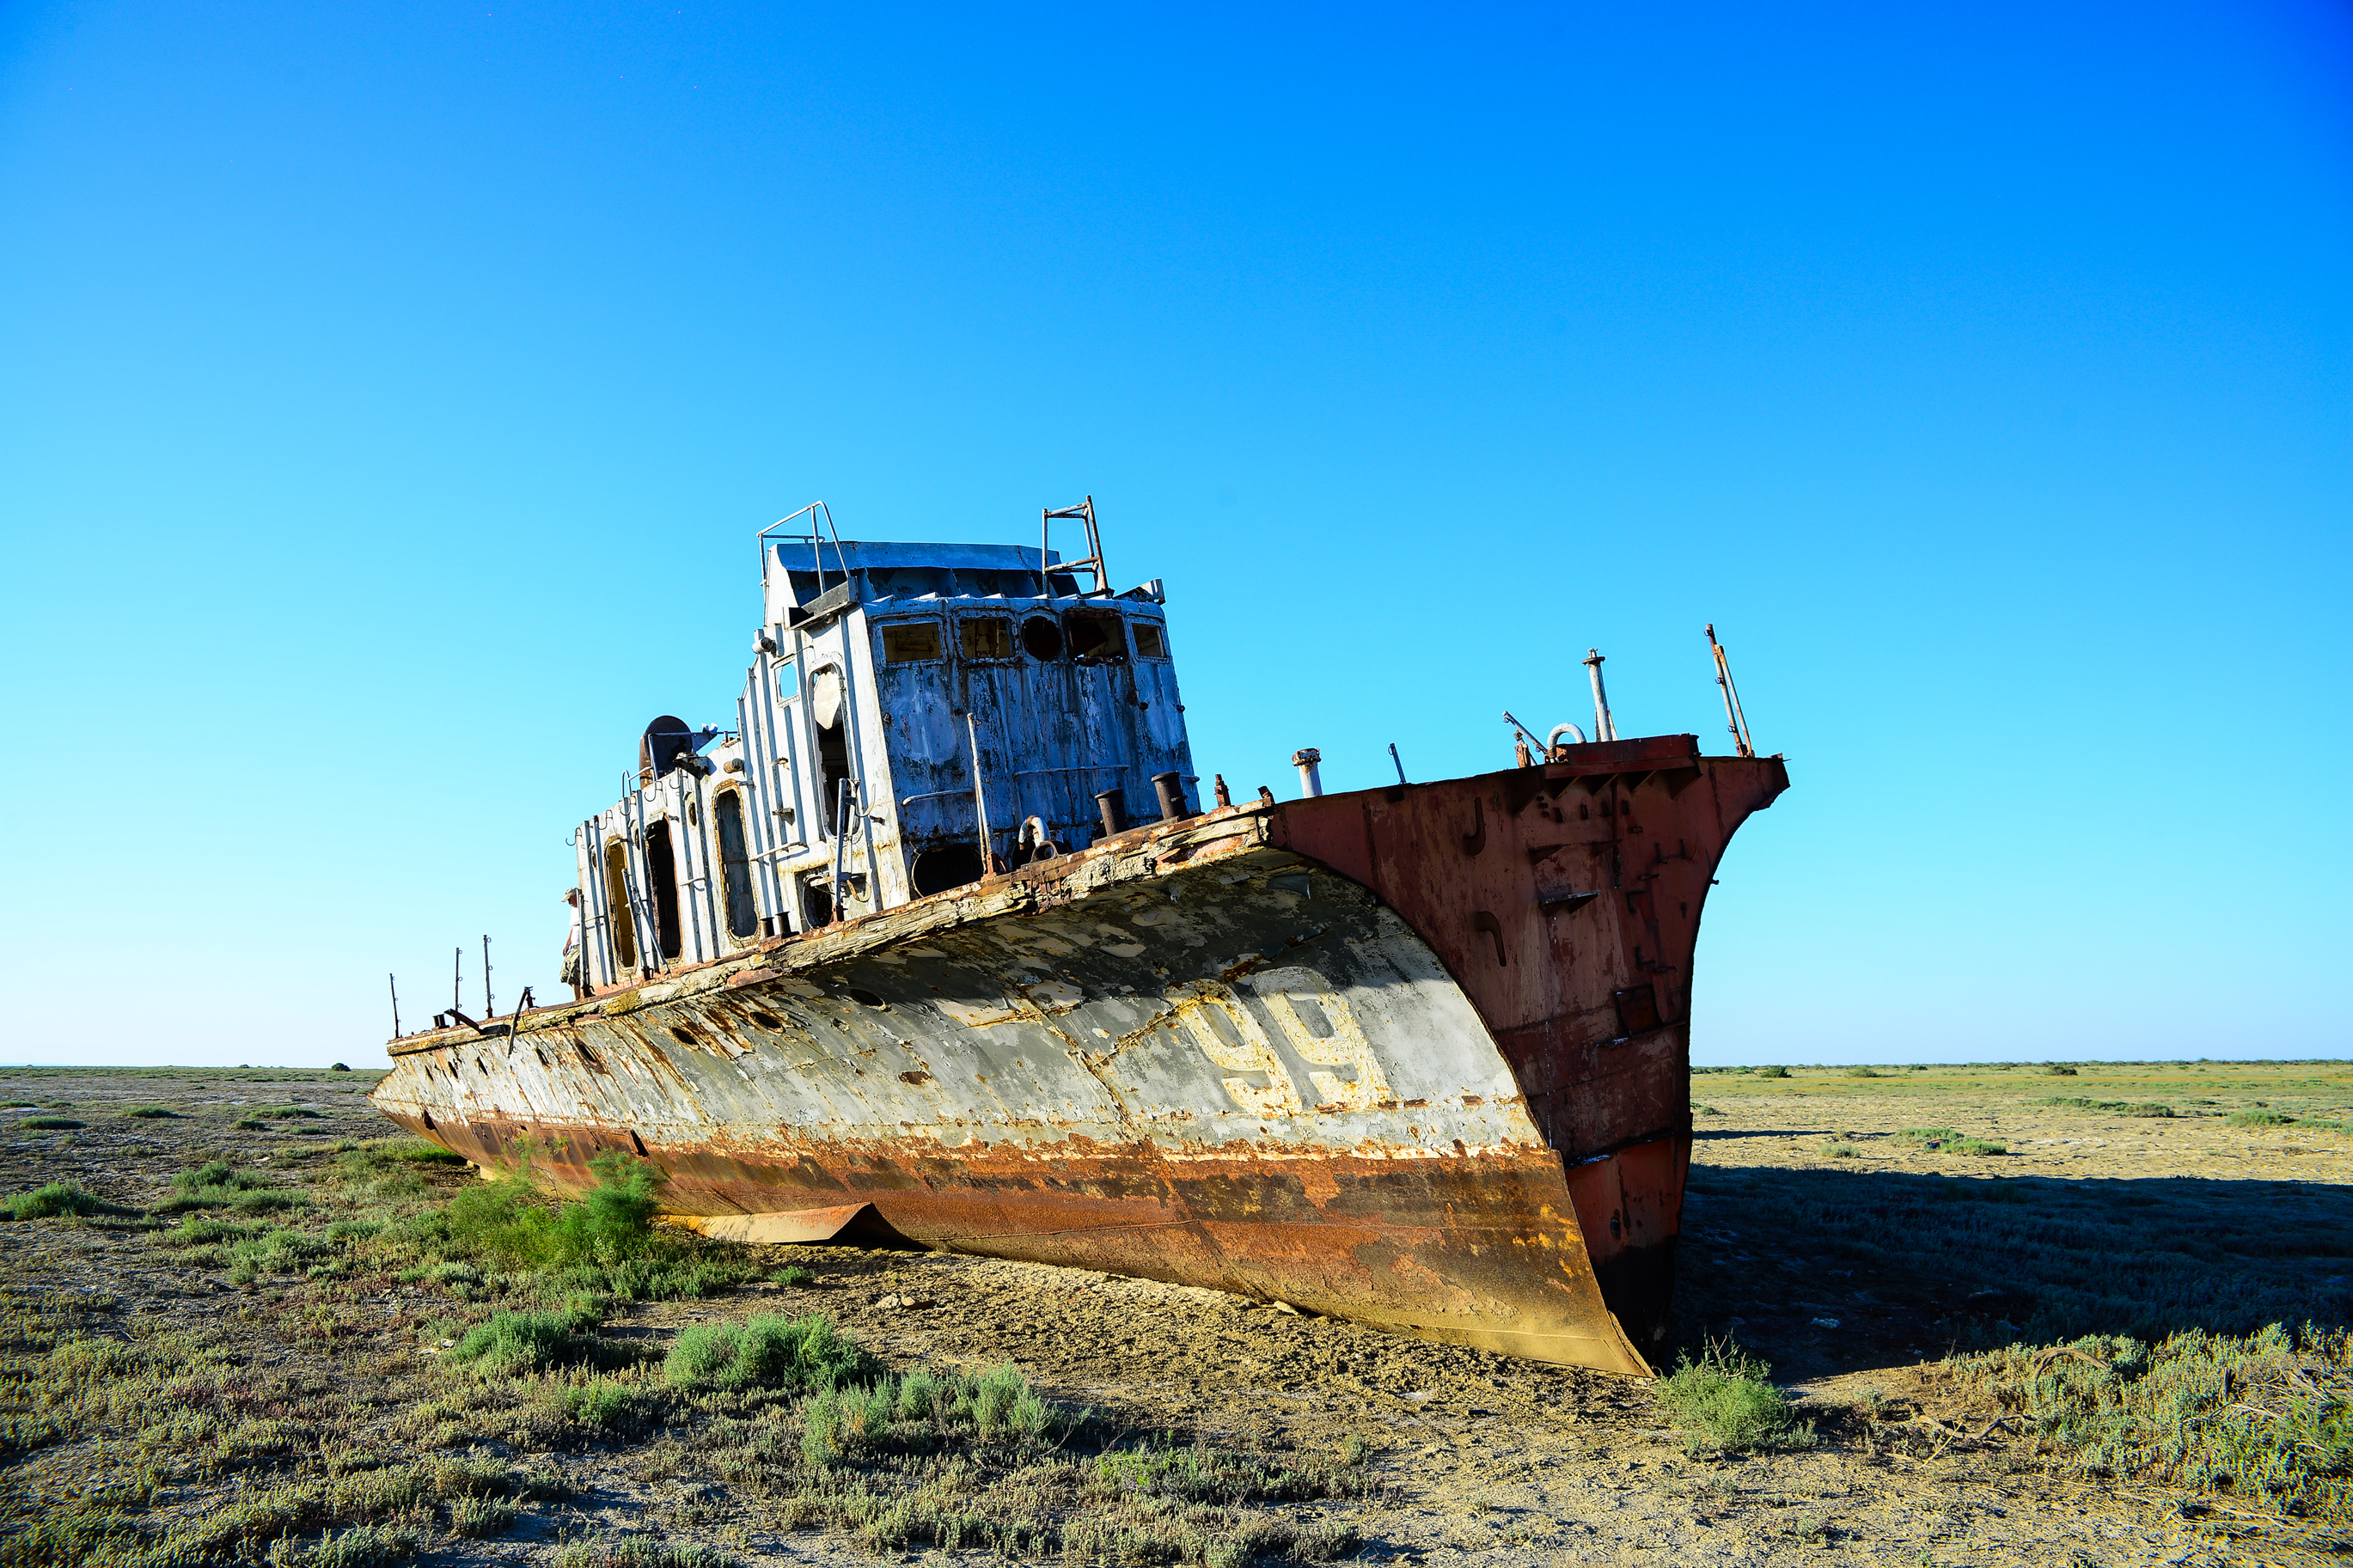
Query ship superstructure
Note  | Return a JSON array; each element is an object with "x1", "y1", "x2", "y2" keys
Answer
[{"x1": 575, "y1": 501, "x2": 1194, "y2": 987}]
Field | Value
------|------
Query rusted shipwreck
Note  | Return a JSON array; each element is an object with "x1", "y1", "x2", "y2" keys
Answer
[{"x1": 372, "y1": 502, "x2": 1786, "y2": 1375}]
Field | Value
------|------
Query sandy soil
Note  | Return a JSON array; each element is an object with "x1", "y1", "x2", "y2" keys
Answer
[{"x1": 4, "y1": 1062, "x2": 2346, "y2": 1567}]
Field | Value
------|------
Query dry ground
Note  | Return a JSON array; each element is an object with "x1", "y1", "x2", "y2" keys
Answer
[{"x1": 3, "y1": 1060, "x2": 2348, "y2": 1567}]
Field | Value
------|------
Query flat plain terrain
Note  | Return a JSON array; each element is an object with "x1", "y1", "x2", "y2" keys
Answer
[{"x1": 3, "y1": 1060, "x2": 2347, "y2": 1567}]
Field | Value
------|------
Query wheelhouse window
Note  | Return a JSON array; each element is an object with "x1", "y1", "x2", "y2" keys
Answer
[
  {"x1": 880, "y1": 620, "x2": 943, "y2": 663},
  {"x1": 602, "y1": 838, "x2": 638, "y2": 970},
  {"x1": 1132, "y1": 622, "x2": 1168, "y2": 659},
  {"x1": 773, "y1": 657, "x2": 798, "y2": 703},
  {"x1": 1065, "y1": 611, "x2": 1126, "y2": 662},
  {"x1": 959, "y1": 616, "x2": 1014, "y2": 660}
]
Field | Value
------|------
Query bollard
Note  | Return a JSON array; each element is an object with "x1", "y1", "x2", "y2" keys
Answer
[
  {"x1": 1152, "y1": 771, "x2": 1195, "y2": 821},
  {"x1": 1094, "y1": 788, "x2": 1128, "y2": 839}
]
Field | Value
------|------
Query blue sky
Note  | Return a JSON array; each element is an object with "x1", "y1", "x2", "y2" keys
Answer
[{"x1": 3, "y1": 1, "x2": 2346, "y2": 1067}]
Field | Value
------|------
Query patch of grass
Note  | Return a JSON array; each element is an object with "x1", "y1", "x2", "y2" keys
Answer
[
  {"x1": 1655, "y1": 1340, "x2": 1814, "y2": 1453},
  {"x1": 772, "y1": 1265, "x2": 816, "y2": 1288},
  {"x1": 379, "y1": 1138, "x2": 468, "y2": 1163},
  {"x1": 664, "y1": 1312, "x2": 872, "y2": 1393},
  {"x1": 156, "y1": 1214, "x2": 268, "y2": 1246},
  {"x1": 1949, "y1": 1324, "x2": 2353, "y2": 1525},
  {"x1": 1843, "y1": 1066, "x2": 1882, "y2": 1078},
  {"x1": 1891, "y1": 1126, "x2": 2002, "y2": 1153},
  {"x1": 261, "y1": 1105, "x2": 327, "y2": 1119},
  {"x1": 234, "y1": 1117, "x2": 269, "y2": 1130},
  {"x1": 2229, "y1": 1110, "x2": 2293, "y2": 1128},
  {"x1": 1823, "y1": 1143, "x2": 1862, "y2": 1159},
  {"x1": 296, "y1": 1522, "x2": 420, "y2": 1568},
  {"x1": 120, "y1": 1104, "x2": 184, "y2": 1119},
  {"x1": 17, "y1": 1116, "x2": 84, "y2": 1131},
  {"x1": 563, "y1": 1379, "x2": 640, "y2": 1428},
  {"x1": 449, "y1": 1495, "x2": 520, "y2": 1538},
  {"x1": 550, "y1": 1537, "x2": 731, "y2": 1568},
  {"x1": 1754, "y1": 1065, "x2": 1790, "y2": 1079},
  {"x1": 447, "y1": 1303, "x2": 602, "y2": 1375},
  {"x1": 150, "y1": 1159, "x2": 310, "y2": 1216},
  {"x1": 2, "y1": 1181, "x2": 137, "y2": 1220}
]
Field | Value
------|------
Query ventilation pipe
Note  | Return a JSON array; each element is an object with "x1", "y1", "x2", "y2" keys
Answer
[
  {"x1": 1292, "y1": 748, "x2": 1323, "y2": 798},
  {"x1": 1582, "y1": 650, "x2": 1617, "y2": 742}
]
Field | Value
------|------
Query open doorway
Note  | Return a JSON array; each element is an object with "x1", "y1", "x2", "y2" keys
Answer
[{"x1": 643, "y1": 821, "x2": 685, "y2": 961}]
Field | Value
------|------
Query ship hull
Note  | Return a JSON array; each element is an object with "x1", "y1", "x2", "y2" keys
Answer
[{"x1": 373, "y1": 737, "x2": 1785, "y2": 1374}]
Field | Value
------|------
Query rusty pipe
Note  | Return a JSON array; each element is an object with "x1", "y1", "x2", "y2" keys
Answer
[{"x1": 1292, "y1": 748, "x2": 1323, "y2": 798}]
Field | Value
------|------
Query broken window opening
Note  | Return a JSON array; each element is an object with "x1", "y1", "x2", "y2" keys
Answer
[
  {"x1": 960, "y1": 616, "x2": 1014, "y2": 661},
  {"x1": 1065, "y1": 611, "x2": 1125, "y2": 662},
  {"x1": 1132, "y1": 622, "x2": 1168, "y2": 658},
  {"x1": 801, "y1": 876, "x2": 835, "y2": 930},
  {"x1": 644, "y1": 821, "x2": 685, "y2": 961},
  {"x1": 815, "y1": 717, "x2": 850, "y2": 834},
  {"x1": 602, "y1": 838, "x2": 639, "y2": 970},
  {"x1": 713, "y1": 789, "x2": 759, "y2": 940},
  {"x1": 880, "y1": 619, "x2": 943, "y2": 663}
]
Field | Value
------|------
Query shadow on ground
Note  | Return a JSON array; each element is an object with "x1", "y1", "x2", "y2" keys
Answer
[{"x1": 1669, "y1": 1162, "x2": 2353, "y2": 1380}]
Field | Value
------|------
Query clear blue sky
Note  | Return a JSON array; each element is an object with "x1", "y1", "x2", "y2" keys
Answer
[{"x1": 3, "y1": 2, "x2": 2346, "y2": 1068}]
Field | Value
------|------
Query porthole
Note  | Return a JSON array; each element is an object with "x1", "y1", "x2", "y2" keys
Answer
[{"x1": 1019, "y1": 615, "x2": 1064, "y2": 659}]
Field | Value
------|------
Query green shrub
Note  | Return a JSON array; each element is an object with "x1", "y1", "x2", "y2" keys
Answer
[
  {"x1": 1843, "y1": 1066, "x2": 1881, "y2": 1078},
  {"x1": 389, "y1": 1151, "x2": 753, "y2": 1300},
  {"x1": 1655, "y1": 1341, "x2": 1813, "y2": 1452},
  {"x1": 564, "y1": 1380, "x2": 639, "y2": 1428},
  {"x1": 2228, "y1": 1110, "x2": 2292, "y2": 1128},
  {"x1": 2044, "y1": 1065, "x2": 2080, "y2": 1077},
  {"x1": 2, "y1": 1181, "x2": 134, "y2": 1220},
  {"x1": 1823, "y1": 1143, "x2": 1862, "y2": 1159},
  {"x1": 120, "y1": 1105, "x2": 183, "y2": 1119},
  {"x1": 380, "y1": 1139, "x2": 467, "y2": 1163},
  {"x1": 801, "y1": 1363, "x2": 1063, "y2": 1465},
  {"x1": 1950, "y1": 1324, "x2": 2352, "y2": 1523},
  {"x1": 1948, "y1": 1138, "x2": 2008, "y2": 1156},
  {"x1": 664, "y1": 1313, "x2": 871, "y2": 1392},
  {"x1": 17, "y1": 1116, "x2": 83, "y2": 1131},
  {"x1": 234, "y1": 1117, "x2": 268, "y2": 1130},
  {"x1": 1754, "y1": 1065, "x2": 1790, "y2": 1079},
  {"x1": 261, "y1": 1105, "x2": 327, "y2": 1118},
  {"x1": 447, "y1": 1305, "x2": 601, "y2": 1375}
]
